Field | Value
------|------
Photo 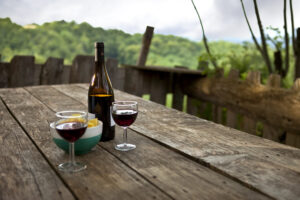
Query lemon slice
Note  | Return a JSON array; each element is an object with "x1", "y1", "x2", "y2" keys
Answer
[{"x1": 88, "y1": 118, "x2": 98, "y2": 127}]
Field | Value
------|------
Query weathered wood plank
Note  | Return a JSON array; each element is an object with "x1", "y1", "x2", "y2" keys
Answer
[
  {"x1": 137, "y1": 26, "x2": 154, "y2": 66},
  {"x1": 225, "y1": 69, "x2": 239, "y2": 128},
  {"x1": 71, "y1": 84, "x2": 300, "y2": 200},
  {"x1": 150, "y1": 72, "x2": 169, "y2": 105},
  {"x1": 212, "y1": 104, "x2": 223, "y2": 124},
  {"x1": 186, "y1": 96, "x2": 198, "y2": 116},
  {"x1": 69, "y1": 55, "x2": 94, "y2": 83},
  {"x1": 263, "y1": 74, "x2": 283, "y2": 142},
  {"x1": 61, "y1": 65, "x2": 71, "y2": 84},
  {"x1": 286, "y1": 78, "x2": 300, "y2": 147},
  {"x1": 51, "y1": 84, "x2": 269, "y2": 200},
  {"x1": 172, "y1": 73, "x2": 184, "y2": 111},
  {"x1": 242, "y1": 71, "x2": 260, "y2": 135},
  {"x1": 40, "y1": 57, "x2": 64, "y2": 85},
  {"x1": 0, "y1": 87, "x2": 170, "y2": 200},
  {"x1": 9, "y1": 56, "x2": 39, "y2": 87},
  {"x1": 102, "y1": 128, "x2": 269, "y2": 200},
  {"x1": 0, "y1": 96, "x2": 74, "y2": 200},
  {"x1": 106, "y1": 58, "x2": 125, "y2": 91},
  {"x1": 123, "y1": 67, "x2": 144, "y2": 96},
  {"x1": 113, "y1": 88, "x2": 300, "y2": 200},
  {"x1": 0, "y1": 62, "x2": 9, "y2": 88}
]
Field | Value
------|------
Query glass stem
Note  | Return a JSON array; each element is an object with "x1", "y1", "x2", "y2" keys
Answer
[
  {"x1": 123, "y1": 127, "x2": 127, "y2": 145},
  {"x1": 69, "y1": 142, "x2": 75, "y2": 165}
]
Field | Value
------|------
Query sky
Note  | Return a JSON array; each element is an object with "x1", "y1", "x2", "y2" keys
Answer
[{"x1": 0, "y1": 0, "x2": 299, "y2": 42}]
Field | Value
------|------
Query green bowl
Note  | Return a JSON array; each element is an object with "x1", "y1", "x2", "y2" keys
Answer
[{"x1": 50, "y1": 121, "x2": 102, "y2": 155}]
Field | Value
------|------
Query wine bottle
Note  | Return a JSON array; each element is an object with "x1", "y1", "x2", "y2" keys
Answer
[{"x1": 88, "y1": 42, "x2": 115, "y2": 141}]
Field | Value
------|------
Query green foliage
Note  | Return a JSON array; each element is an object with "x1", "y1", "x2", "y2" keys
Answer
[
  {"x1": 266, "y1": 26, "x2": 283, "y2": 51},
  {"x1": 0, "y1": 18, "x2": 201, "y2": 67}
]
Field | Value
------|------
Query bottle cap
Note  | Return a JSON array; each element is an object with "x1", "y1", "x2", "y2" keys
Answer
[{"x1": 95, "y1": 42, "x2": 104, "y2": 48}]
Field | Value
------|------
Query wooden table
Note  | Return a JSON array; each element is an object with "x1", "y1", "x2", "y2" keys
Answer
[{"x1": 1, "y1": 84, "x2": 300, "y2": 200}]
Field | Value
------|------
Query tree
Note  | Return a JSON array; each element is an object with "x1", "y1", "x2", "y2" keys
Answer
[{"x1": 240, "y1": 0, "x2": 299, "y2": 79}]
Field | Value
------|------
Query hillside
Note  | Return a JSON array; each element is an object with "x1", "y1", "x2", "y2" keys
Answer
[{"x1": 0, "y1": 18, "x2": 203, "y2": 68}]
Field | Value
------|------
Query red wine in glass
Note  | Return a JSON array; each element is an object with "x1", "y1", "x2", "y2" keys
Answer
[
  {"x1": 112, "y1": 101, "x2": 138, "y2": 151},
  {"x1": 112, "y1": 110, "x2": 138, "y2": 127},
  {"x1": 55, "y1": 110, "x2": 88, "y2": 173},
  {"x1": 55, "y1": 122, "x2": 87, "y2": 142}
]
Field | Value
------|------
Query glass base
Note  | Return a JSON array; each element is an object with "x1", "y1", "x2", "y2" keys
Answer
[
  {"x1": 58, "y1": 162, "x2": 86, "y2": 173},
  {"x1": 115, "y1": 143, "x2": 136, "y2": 151}
]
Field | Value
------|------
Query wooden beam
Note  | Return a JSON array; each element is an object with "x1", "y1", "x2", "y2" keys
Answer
[{"x1": 137, "y1": 26, "x2": 154, "y2": 66}]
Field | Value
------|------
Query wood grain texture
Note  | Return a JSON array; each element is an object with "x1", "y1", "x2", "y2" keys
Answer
[
  {"x1": 186, "y1": 96, "x2": 198, "y2": 116},
  {"x1": 286, "y1": 79, "x2": 300, "y2": 147},
  {"x1": 106, "y1": 58, "x2": 125, "y2": 91},
  {"x1": 150, "y1": 72, "x2": 169, "y2": 105},
  {"x1": 172, "y1": 73, "x2": 184, "y2": 111},
  {"x1": 101, "y1": 128, "x2": 269, "y2": 200},
  {"x1": 242, "y1": 71, "x2": 259, "y2": 135},
  {"x1": 64, "y1": 84, "x2": 300, "y2": 200},
  {"x1": 0, "y1": 87, "x2": 170, "y2": 200},
  {"x1": 263, "y1": 74, "x2": 283, "y2": 142},
  {"x1": 69, "y1": 55, "x2": 94, "y2": 83},
  {"x1": 108, "y1": 87, "x2": 300, "y2": 200},
  {"x1": 41, "y1": 57, "x2": 64, "y2": 85},
  {"x1": 0, "y1": 96, "x2": 74, "y2": 200},
  {"x1": 212, "y1": 104, "x2": 223, "y2": 124},
  {"x1": 61, "y1": 65, "x2": 71, "y2": 84},
  {"x1": 124, "y1": 67, "x2": 143, "y2": 96},
  {"x1": 0, "y1": 62, "x2": 9, "y2": 88},
  {"x1": 225, "y1": 69, "x2": 239, "y2": 128},
  {"x1": 50, "y1": 85, "x2": 269, "y2": 200},
  {"x1": 9, "y1": 56, "x2": 38, "y2": 87},
  {"x1": 137, "y1": 26, "x2": 154, "y2": 66}
]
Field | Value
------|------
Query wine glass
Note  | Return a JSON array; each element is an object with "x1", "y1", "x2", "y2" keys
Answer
[
  {"x1": 55, "y1": 110, "x2": 88, "y2": 172},
  {"x1": 112, "y1": 101, "x2": 138, "y2": 151}
]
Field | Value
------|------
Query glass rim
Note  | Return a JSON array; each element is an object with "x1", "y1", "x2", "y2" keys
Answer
[
  {"x1": 55, "y1": 110, "x2": 87, "y2": 118},
  {"x1": 112, "y1": 101, "x2": 138, "y2": 106}
]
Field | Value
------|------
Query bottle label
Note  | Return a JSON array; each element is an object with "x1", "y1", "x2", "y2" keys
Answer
[{"x1": 110, "y1": 106, "x2": 115, "y2": 127}]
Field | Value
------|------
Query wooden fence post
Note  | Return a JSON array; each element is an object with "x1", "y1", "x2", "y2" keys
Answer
[
  {"x1": 0, "y1": 61, "x2": 9, "y2": 88},
  {"x1": 172, "y1": 66, "x2": 188, "y2": 111},
  {"x1": 225, "y1": 69, "x2": 239, "y2": 128},
  {"x1": 137, "y1": 26, "x2": 154, "y2": 66},
  {"x1": 294, "y1": 28, "x2": 300, "y2": 79},
  {"x1": 70, "y1": 55, "x2": 94, "y2": 83},
  {"x1": 61, "y1": 65, "x2": 71, "y2": 84},
  {"x1": 242, "y1": 71, "x2": 261, "y2": 135},
  {"x1": 40, "y1": 57, "x2": 64, "y2": 85},
  {"x1": 149, "y1": 72, "x2": 169, "y2": 105},
  {"x1": 106, "y1": 58, "x2": 125, "y2": 91},
  {"x1": 187, "y1": 97, "x2": 199, "y2": 116},
  {"x1": 9, "y1": 56, "x2": 41, "y2": 87},
  {"x1": 211, "y1": 68, "x2": 224, "y2": 123},
  {"x1": 263, "y1": 74, "x2": 283, "y2": 142},
  {"x1": 286, "y1": 78, "x2": 300, "y2": 147}
]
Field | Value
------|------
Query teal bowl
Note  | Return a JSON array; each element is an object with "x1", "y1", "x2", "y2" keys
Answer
[{"x1": 50, "y1": 121, "x2": 102, "y2": 155}]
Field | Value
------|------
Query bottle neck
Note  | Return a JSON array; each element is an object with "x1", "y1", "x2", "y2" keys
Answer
[{"x1": 95, "y1": 47, "x2": 105, "y2": 73}]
